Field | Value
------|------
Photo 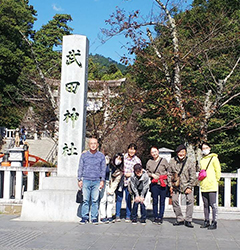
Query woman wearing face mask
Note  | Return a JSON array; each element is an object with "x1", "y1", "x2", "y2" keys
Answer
[
  {"x1": 199, "y1": 142, "x2": 221, "y2": 230},
  {"x1": 101, "y1": 153, "x2": 124, "y2": 223}
]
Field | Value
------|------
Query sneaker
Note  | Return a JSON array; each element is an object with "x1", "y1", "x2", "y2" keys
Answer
[
  {"x1": 79, "y1": 218, "x2": 88, "y2": 225},
  {"x1": 100, "y1": 218, "x2": 109, "y2": 224},
  {"x1": 200, "y1": 220, "x2": 210, "y2": 228},
  {"x1": 107, "y1": 217, "x2": 114, "y2": 223},
  {"x1": 132, "y1": 219, "x2": 137, "y2": 224},
  {"x1": 158, "y1": 218, "x2": 163, "y2": 224},
  {"x1": 153, "y1": 218, "x2": 159, "y2": 224},
  {"x1": 125, "y1": 217, "x2": 131, "y2": 223},
  {"x1": 140, "y1": 219, "x2": 146, "y2": 225},
  {"x1": 115, "y1": 217, "x2": 121, "y2": 222},
  {"x1": 92, "y1": 219, "x2": 98, "y2": 225},
  {"x1": 208, "y1": 221, "x2": 217, "y2": 230}
]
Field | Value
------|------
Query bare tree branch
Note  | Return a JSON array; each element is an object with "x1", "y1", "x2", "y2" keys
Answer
[
  {"x1": 146, "y1": 28, "x2": 171, "y2": 85},
  {"x1": 207, "y1": 117, "x2": 240, "y2": 134},
  {"x1": 205, "y1": 53, "x2": 218, "y2": 86},
  {"x1": 222, "y1": 56, "x2": 240, "y2": 85},
  {"x1": 219, "y1": 92, "x2": 240, "y2": 108},
  {"x1": 211, "y1": 56, "x2": 240, "y2": 111},
  {"x1": 155, "y1": 0, "x2": 186, "y2": 119}
]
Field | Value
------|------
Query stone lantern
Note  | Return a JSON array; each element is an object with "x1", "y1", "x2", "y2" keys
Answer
[{"x1": 159, "y1": 147, "x2": 174, "y2": 163}]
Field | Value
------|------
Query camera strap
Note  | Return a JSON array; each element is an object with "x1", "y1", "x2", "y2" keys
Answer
[
  {"x1": 153, "y1": 158, "x2": 163, "y2": 173},
  {"x1": 205, "y1": 156, "x2": 213, "y2": 171},
  {"x1": 178, "y1": 157, "x2": 188, "y2": 176}
]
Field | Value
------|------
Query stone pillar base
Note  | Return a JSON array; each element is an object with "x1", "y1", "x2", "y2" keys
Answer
[{"x1": 20, "y1": 177, "x2": 80, "y2": 222}]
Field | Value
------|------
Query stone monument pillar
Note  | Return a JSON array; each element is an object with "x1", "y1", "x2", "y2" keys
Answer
[
  {"x1": 20, "y1": 35, "x2": 89, "y2": 221},
  {"x1": 58, "y1": 35, "x2": 88, "y2": 177}
]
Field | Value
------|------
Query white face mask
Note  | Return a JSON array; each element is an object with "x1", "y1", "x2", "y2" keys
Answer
[
  {"x1": 115, "y1": 158, "x2": 122, "y2": 166},
  {"x1": 202, "y1": 149, "x2": 210, "y2": 155},
  {"x1": 178, "y1": 155, "x2": 185, "y2": 160}
]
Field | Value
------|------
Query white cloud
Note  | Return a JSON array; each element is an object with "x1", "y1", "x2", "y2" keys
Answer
[{"x1": 52, "y1": 4, "x2": 63, "y2": 11}]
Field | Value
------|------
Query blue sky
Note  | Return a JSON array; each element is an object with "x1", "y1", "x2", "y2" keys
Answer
[{"x1": 29, "y1": 0, "x2": 192, "y2": 63}]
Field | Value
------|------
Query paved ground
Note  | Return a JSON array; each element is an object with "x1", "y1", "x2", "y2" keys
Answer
[{"x1": 0, "y1": 214, "x2": 240, "y2": 250}]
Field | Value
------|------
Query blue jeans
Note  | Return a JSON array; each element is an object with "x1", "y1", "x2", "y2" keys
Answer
[
  {"x1": 132, "y1": 201, "x2": 146, "y2": 220},
  {"x1": 151, "y1": 184, "x2": 167, "y2": 219},
  {"x1": 82, "y1": 179, "x2": 100, "y2": 221},
  {"x1": 116, "y1": 186, "x2": 131, "y2": 218}
]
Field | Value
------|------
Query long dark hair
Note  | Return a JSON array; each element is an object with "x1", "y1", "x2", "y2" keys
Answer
[{"x1": 112, "y1": 153, "x2": 124, "y2": 171}]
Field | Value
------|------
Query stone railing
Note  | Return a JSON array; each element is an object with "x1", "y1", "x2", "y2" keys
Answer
[
  {"x1": 0, "y1": 166, "x2": 57, "y2": 202},
  {"x1": 143, "y1": 169, "x2": 240, "y2": 218},
  {"x1": 0, "y1": 166, "x2": 239, "y2": 218}
]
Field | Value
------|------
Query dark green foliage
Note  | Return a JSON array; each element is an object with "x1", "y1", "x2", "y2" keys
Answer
[
  {"x1": 0, "y1": 0, "x2": 36, "y2": 127},
  {"x1": 208, "y1": 103, "x2": 240, "y2": 172},
  {"x1": 130, "y1": 0, "x2": 240, "y2": 171},
  {"x1": 31, "y1": 14, "x2": 73, "y2": 79},
  {"x1": 33, "y1": 14, "x2": 73, "y2": 48}
]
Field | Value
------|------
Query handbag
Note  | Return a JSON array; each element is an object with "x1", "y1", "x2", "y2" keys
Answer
[
  {"x1": 171, "y1": 157, "x2": 187, "y2": 188},
  {"x1": 198, "y1": 156, "x2": 213, "y2": 181},
  {"x1": 76, "y1": 189, "x2": 83, "y2": 203}
]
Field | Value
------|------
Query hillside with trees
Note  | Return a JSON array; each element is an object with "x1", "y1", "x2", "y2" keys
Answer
[
  {"x1": 0, "y1": 0, "x2": 239, "y2": 172},
  {"x1": 89, "y1": 54, "x2": 127, "y2": 75}
]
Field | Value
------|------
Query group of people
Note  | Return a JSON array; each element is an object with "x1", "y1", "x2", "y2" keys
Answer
[{"x1": 77, "y1": 138, "x2": 221, "y2": 230}]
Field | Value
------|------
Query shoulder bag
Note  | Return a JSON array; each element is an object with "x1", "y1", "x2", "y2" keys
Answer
[
  {"x1": 171, "y1": 157, "x2": 188, "y2": 188},
  {"x1": 198, "y1": 156, "x2": 213, "y2": 181}
]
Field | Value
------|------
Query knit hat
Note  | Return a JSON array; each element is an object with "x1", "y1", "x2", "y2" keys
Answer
[{"x1": 175, "y1": 144, "x2": 187, "y2": 153}]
